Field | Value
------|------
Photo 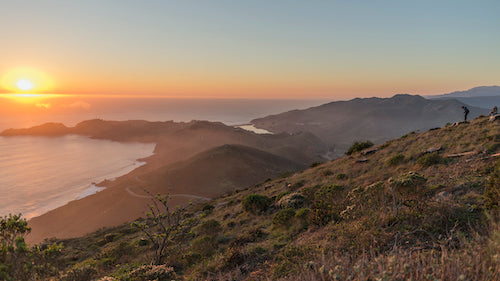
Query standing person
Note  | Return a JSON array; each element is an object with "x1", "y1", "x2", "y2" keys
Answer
[{"x1": 462, "y1": 106, "x2": 469, "y2": 121}]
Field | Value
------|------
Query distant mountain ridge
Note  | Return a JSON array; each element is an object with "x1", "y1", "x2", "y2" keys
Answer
[
  {"x1": 429, "y1": 86, "x2": 500, "y2": 98},
  {"x1": 426, "y1": 86, "x2": 500, "y2": 109},
  {"x1": 251, "y1": 94, "x2": 488, "y2": 157}
]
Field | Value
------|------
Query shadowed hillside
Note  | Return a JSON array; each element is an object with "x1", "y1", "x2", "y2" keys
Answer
[
  {"x1": 252, "y1": 94, "x2": 488, "y2": 157},
  {"x1": 143, "y1": 144, "x2": 304, "y2": 197}
]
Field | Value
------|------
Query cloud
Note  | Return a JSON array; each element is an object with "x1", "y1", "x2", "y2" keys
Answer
[{"x1": 36, "y1": 103, "x2": 51, "y2": 109}]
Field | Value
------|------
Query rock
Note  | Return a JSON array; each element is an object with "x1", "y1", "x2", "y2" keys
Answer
[
  {"x1": 356, "y1": 158, "x2": 369, "y2": 163},
  {"x1": 434, "y1": 191, "x2": 451, "y2": 202},
  {"x1": 446, "y1": 151, "x2": 476, "y2": 158},
  {"x1": 425, "y1": 146, "x2": 442, "y2": 154},
  {"x1": 361, "y1": 148, "x2": 378, "y2": 155},
  {"x1": 277, "y1": 193, "x2": 306, "y2": 209}
]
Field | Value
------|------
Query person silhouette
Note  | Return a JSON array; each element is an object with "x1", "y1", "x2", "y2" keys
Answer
[
  {"x1": 490, "y1": 106, "x2": 498, "y2": 116},
  {"x1": 462, "y1": 106, "x2": 469, "y2": 121}
]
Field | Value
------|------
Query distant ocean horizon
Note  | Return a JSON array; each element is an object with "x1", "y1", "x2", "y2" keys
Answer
[
  {"x1": 0, "y1": 97, "x2": 326, "y2": 219},
  {"x1": 0, "y1": 97, "x2": 328, "y2": 131}
]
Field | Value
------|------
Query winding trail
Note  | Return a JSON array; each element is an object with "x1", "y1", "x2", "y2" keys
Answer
[{"x1": 125, "y1": 175, "x2": 211, "y2": 201}]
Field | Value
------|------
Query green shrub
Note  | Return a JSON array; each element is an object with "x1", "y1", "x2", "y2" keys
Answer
[
  {"x1": 389, "y1": 172, "x2": 427, "y2": 188},
  {"x1": 310, "y1": 161, "x2": 323, "y2": 168},
  {"x1": 196, "y1": 219, "x2": 222, "y2": 236},
  {"x1": 273, "y1": 208, "x2": 296, "y2": 226},
  {"x1": 276, "y1": 191, "x2": 292, "y2": 201},
  {"x1": 346, "y1": 141, "x2": 374, "y2": 155},
  {"x1": 336, "y1": 173, "x2": 348, "y2": 180},
  {"x1": 191, "y1": 235, "x2": 217, "y2": 257},
  {"x1": 202, "y1": 204, "x2": 215, "y2": 214},
  {"x1": 417, "y1": 152, "x2": 444, "y2": 167},
  {"x1": 387, "y1": 153, "x2": 405, "y2": 166},
  {"x1": 321, "y1": 169, "x2": 334, "y2": 176},
  {"x1": 295, "y1": 208, "x2": 311, "y2": 220},
  {"x1": 305, "y1": 185, "x2": 346, "y2": 225},
  {"x1": 242, "y1": 194, "x2": 271, "y2": 214}
]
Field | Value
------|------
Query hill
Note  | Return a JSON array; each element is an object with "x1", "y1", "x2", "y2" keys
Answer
[
  {"x1": 143, "y1": 144, "x2": 304, "y2": 197},
  {"x1": 251, "y1": 94, "x2": 487, "y2": 157},
  {"x1": 430, "y1": 85, "x2": 500, "y2": 98},
  {"x1": 426, "y1": 86, "x2": 500, "y2": 109},
  {"x1": 8, "y1": 115, "x2": 498, "y2": 281}
]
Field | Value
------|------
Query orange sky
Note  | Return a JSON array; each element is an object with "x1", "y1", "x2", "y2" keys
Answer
[{"x1": 1, "y1": 1, "x2": 499, "y2": 99}]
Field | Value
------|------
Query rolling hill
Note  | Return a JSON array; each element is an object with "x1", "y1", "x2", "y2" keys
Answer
[{"x1": 251, "y1": 94, "x2": 488, "y2": 157}]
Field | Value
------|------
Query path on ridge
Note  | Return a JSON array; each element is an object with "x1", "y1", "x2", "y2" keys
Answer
[{"x1": 125, "y1": 176, "x2": 211, "y2": 201}]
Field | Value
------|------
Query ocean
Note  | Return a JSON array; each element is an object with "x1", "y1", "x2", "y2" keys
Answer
[
  {"x1": 0, "y1": 97, "x2": 327, "y2": 219},
  {"x1": 0, "y1": 135, "x2": 155, "y2": 219}
]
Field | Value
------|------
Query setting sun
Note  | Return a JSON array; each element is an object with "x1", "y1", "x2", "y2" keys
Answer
[
  {"x1": 0, "y1": 67, "x2": 54, "y2": 94},
  {"x1": 17, "y1": 79, "x2": 34, "y2": 91}
]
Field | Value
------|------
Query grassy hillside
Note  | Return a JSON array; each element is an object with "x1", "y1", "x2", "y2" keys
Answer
[
  {"x1": 140, "y1": 144, "x2": 304, "y2": 197},
  {"x1": 4, "y1": 116, "x2": 500, "y2": 280}
]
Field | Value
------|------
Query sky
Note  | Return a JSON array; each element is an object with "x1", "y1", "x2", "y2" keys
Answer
[{"x1": 0, "y1": 0, "x2": 499, "y2": 99}]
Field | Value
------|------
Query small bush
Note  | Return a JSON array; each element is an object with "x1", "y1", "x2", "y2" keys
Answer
[
  {"x1": 191, "y1": 235, "x2": 217, "y2": 257},
  {"x1": 202, "y1": 204, "x2": 215, "y2": 214},
  {"x1": 346, "y1": 141, "x2": 374, "y2": 155},
  {"x1": 196, "y1": 219, "x2": 222, "y2": 236},
  {"x1": 273, "y1": 208, "x2": 296, "y2": 226},
  {"x1": 417, "y1": 152, "x2": 444, "y2": 167},
  {"x1": 336, "y1": 173, "x2": 347, "y2": 180},
  {"x1": 310, "y1": 162, "x2": 323, "y2": 168},
  {"x1": 321, "y1": 169, "x2": 334, "y2": 176},
  {"x1": 242, "y1": 194, "x2": 271, "y2": 214},
  {"x1": 387, "y1": 153, "x2": 405, "y2": 166},
  {"x1": 389, "y1": 172, "x2": 427, "y2": 188},
  {"x1": 295, "y1": 208, "x2": 311, "y2": 219}
]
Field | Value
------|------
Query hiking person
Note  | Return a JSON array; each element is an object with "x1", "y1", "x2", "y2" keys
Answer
[
  {"x1": 462, "y1": 106, "x2": 469, "y2": 121},
  {"x1": 490, "y1": 106, "x2": 498, "y2": 116}
]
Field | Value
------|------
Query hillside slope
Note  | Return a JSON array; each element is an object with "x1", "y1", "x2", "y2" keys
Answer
[
  {"x1": 32, "y1": 116, "x2": 500, "y2": 281},
  {"x1": 143, "y1": 144, "x2": 303, "y2": 197},
  {"x1": 252, "y1": 94, "x2": 488, "y2": 157}
]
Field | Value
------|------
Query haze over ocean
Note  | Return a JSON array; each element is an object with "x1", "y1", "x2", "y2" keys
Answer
[{"x1": 0, "y1": 97, "x2": 327, "y2": 131}]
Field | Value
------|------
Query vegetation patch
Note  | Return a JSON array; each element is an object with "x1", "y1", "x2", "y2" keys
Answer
[
  {"x1": 387, "y1": 153, "x2": 405, "y2": 166},
  {"x1": 242, "y1": 194, "x2": 271, "y2": 214},
  {"x1": 417, "y1": 152, "x2": 445, "y2": 167},
  {"x1": 346, "y1": 140, "x2": 374, "y2": 155}
]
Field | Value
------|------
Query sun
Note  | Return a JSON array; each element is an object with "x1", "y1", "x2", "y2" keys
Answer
[
  {"x1": 17, "y1": 79, "x2": 34, "y2": 91},
  {"x1": 1, "y1": 67, "x2": 55, "y2": 93}
]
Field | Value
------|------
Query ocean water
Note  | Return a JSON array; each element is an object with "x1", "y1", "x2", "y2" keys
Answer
[{"x1": 0, "y1": 135, "x2": 155, "y2": 219}]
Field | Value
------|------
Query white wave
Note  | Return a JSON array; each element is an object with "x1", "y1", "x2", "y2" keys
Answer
[{"x1": 76, "y1": 184, "x2": 106, "y2": 200}]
